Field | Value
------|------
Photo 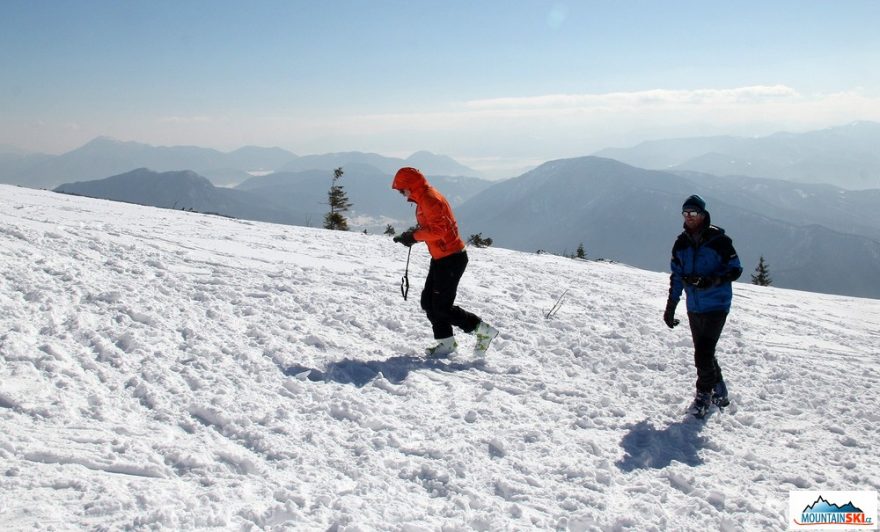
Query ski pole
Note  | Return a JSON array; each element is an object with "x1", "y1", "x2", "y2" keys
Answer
[
  {"x1": 545, "y1": 288, "x2": 568, "y2": 318},
  {"x1": 400, "y1": 246, "x2": 412, "y2": 300}
]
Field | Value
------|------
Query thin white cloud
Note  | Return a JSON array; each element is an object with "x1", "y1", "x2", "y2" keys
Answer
[
  {"x1": 231, "y1": 86, "x2": 815, "y2": 137},
  {"x1": 307, "y1": 86, "x2": 880, "y2": 139},
  {"x1": 158, "y1": 115, "x2": 227, "y2": 124},
  {"x1": 463, "y1": 85, "x2": 801, "y2": 111}
]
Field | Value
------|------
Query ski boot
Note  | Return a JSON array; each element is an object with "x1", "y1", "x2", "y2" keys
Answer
[
  {"x1": 712, "y1": 380, "x2": 730, "y2": 408},
  {"x1": 688, "y1": 391, "x2": 712, "y2": 419},
  {"x1": 473, "y1": 322, "x2": 499, "y2": 357},
  {"x1": 425, "y1": 337, "x2": 457, "y2": 358}
]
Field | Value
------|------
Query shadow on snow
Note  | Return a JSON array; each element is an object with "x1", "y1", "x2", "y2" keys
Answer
[
  {"x1": 616, "y1": 418, "x2": 709, "y2": 471},
  {"x1": 284, "y1": 355, "x2": 488, "y2": 387}
]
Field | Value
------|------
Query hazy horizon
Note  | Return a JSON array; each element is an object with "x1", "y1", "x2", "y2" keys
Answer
[{"x1": 2, "y1": 1, "x2": 880, "y2": 178}]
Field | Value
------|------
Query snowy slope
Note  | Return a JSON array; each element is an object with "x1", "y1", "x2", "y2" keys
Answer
[{"x1": 1, "y1": 184, "x2": 878, "y2": 531}]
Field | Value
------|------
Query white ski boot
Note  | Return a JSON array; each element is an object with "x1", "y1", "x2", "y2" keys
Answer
[
  {"x1": 473, "y1": 322, "x2": 499, "y2": 357},
  {"x1": 425, "y1": 337, "x2": 457, "y2": 358}
]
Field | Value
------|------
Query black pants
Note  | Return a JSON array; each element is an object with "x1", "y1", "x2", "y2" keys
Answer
[
  {"x1": 687, "y1": 311, "x2": 727, "y2": 393},
  {"x1": 420, "y1": 251, "x2": 481, "y2": 339}
]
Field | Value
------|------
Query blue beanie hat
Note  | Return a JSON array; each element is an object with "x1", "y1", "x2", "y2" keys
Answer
[{"x1": 682, "y1": 194, "x2": 706, "y2": 212}]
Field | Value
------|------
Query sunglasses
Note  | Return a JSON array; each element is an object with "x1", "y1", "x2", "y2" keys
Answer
[{"x1": 682, "y1": 210, "x2": 703, "y2": 218}]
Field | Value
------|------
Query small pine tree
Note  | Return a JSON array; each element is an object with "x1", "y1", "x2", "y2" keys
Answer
[
  {"x1": 467, "y1": 233, "x2": 493, "y2": 248},
  {"x1": 323, "y1": 167, "x2": 353, "y2": 231},
  {"x1": 384, "y1": 224, "x2": 396, "y2": 236},
  {"x1": 576, "y1": 242, "x2": 586, "y2": 259},
  {"x1": 751, "y1": 255, "x2": 772, "y2": 286}
]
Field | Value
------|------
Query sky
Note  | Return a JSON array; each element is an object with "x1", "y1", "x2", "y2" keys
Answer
[
  {"x1": 2, "y1": 183, "x2": 878, "y2": 528},
  {"x1": 2, "y1": 0, "x2": 880, "y2": 177}
]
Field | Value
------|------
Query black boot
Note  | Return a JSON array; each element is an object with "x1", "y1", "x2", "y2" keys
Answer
[
  {"x1": 688, "y1": 391, "x2": 712, "y2": 418},
  {"x1": 712, "y1": 380, "x2": 730, "y2": 407}
]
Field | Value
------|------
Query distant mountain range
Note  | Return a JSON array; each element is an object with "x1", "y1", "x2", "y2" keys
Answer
[
  {"x1": 0, "y1": 137, "x2": 481, "y2": 189},
  {"x1": 454, "y1": 156, "x2": 880, "y2": 299},
  {"x1": 54, "y1": 169, "x2": 301, "y2": 226},
  {"x1": 10, "y1": 120, "x2": 880, "y2": 190},
  {"x1": 594, "y1": 121, "x2": 880, "y2": 189},
  {"x1": 0, "y1": 137, "x2": 289, "y2": 188},
  {"x1": 0, "y1": 146, "x2": 54, "y2": 179},
  {"x1": 54, "y1": 165, "x2": 493, "y2": 232},
  {"x1": 673, "y1": 171, "x2": 880, "y2": 240}
]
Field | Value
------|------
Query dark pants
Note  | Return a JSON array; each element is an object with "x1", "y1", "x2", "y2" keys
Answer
[
  {"x1": 687, "y1": 311, "x2": 727, "y2": 393},
  {"x1": 420, "y1": 251, "x2": 481, "y2": 339}
]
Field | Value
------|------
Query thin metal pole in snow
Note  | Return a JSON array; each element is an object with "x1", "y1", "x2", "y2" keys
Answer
[{"x1": 545, "y1": 288, "x2": 569, "y2": 319}]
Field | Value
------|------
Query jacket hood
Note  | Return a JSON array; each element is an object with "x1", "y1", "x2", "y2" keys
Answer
[{"x1": 391, "y1": 167, "x2": 428, "y2": 192}]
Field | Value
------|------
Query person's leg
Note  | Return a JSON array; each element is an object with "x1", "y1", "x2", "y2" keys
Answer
[
  {"x1": 429, "y1": 252, "x2": 480, "y2": 337},
  {"x1": 420, "y1": 260, "x2": 441, "y2": 336},
  {"x1": 688, "y1": 311, "x2": 728, "y2": 392}
]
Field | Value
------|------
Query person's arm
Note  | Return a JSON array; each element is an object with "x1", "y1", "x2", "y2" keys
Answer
[
  {"x1": 715, "y1": 236, "x2": 743, "y2": 283},
  {"x1": 664, "y1": 242, "x2": 685, "y2": 328},
  {"x1": 668, "y1": 243, "x2": 685, "y2": 302}
]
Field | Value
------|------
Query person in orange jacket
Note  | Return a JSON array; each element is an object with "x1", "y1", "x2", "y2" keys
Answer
[{"x1": 391, "y1": 167, "x2": 498, "y2": 357}]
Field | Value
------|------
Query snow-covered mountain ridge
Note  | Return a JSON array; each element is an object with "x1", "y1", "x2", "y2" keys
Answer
[{"x1": 1, "y1": 185, "x2": 878, "y2": 530}]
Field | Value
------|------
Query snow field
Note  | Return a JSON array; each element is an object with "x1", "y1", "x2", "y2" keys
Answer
[{"x1": 1, "y1": 185, "x2": 878, "y2": 530}]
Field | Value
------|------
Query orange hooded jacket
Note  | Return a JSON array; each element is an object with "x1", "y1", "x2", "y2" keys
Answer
[{"x1": 391, "y1": 167, "x2": 466, "y2": 260}]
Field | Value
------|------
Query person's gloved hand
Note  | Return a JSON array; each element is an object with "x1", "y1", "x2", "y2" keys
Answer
[
  {"x1": 393, "y1": 231, "x2": 416, "y2": 247},
  {"x1": 663, "y1": 299, "x2": 680, "y2": 329}
]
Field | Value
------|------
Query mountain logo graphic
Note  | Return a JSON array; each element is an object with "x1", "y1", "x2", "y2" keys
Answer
[
  {"x1": 794, "y1": 495, "x2": 874, "y2": 527},
  {"x1": 804, "y1": 496, "x2": 864, "y2": 514}
]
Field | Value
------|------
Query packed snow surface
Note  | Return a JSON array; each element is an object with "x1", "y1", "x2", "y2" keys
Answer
[{"x1": 1, "y1": 184, "x2": 878, "y2": 530}]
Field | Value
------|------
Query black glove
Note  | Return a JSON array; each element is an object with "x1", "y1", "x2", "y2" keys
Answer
[
  {"x1": 393, "y1": 231, "x2": 416, "y2": 247},
  {"x1": 663, "y1": 299, "x2": 680, "y2": 329},
  {"x1": 683, "y1": 275, "x2": 719, "y2": 289}
]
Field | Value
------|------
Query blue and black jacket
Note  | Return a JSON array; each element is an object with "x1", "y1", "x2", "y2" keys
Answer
[{"x1": 669, "y1": 212, "x2": 742, "y2": 314}]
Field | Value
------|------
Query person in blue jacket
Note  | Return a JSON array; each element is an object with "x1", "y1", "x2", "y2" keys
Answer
[{"x1": 664, "y1": 195, "x2": 743, "y2": 417}]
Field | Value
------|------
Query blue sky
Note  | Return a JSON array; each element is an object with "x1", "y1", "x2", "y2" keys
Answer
[{"x1": 2, "y1": 0, "x2": 879, "y2": 176}]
